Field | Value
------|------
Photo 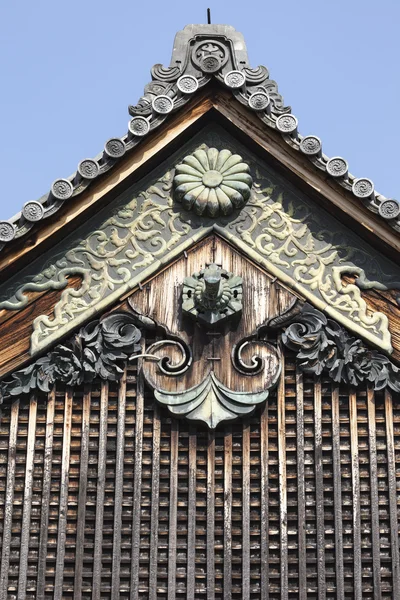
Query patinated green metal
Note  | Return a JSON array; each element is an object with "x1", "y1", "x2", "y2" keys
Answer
[
  {"x1": 182, "y1": 264, "x2": 242, "y2": 327},
  {"x1": 0, "y1": 126, "x2": 399, "y2": 355}
]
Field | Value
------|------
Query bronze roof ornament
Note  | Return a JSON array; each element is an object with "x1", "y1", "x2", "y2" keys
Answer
[{"x1": 1, "y1": 24, "x2": 398, "y2": 248}]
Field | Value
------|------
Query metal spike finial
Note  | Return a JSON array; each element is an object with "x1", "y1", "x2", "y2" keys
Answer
[{"x1": 207, "y1": 8, "x2": 211, "y2": 24}]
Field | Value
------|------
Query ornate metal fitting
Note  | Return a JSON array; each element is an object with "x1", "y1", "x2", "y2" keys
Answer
[
  {"x1": 182, "y1": 264, "x2": 243, "y2": 327},
  {"x1": 174, "y1": 147, "x2": 253, "y2": 216}
]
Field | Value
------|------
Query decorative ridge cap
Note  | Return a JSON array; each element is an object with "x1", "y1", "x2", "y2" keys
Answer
[{"x1": 0, "y1": 24, "x2": 398, "y2": 250}]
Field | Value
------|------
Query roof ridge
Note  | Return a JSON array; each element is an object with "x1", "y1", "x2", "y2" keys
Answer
[{"x1": 0, "y1": 24, "x2": 398, "y2": 250}]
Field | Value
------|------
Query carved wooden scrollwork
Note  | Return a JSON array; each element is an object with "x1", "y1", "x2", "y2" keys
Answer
[
  {"x1": 1, "y1": 240, "x2": 399, "y2": 414},
  {"x1": 127, "y1": 238, "x2": 288, "y2": 428}
]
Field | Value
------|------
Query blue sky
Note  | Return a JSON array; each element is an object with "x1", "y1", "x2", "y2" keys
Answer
[{"x1": 0, "y1": 0, "x2": 399, "y2": 220}]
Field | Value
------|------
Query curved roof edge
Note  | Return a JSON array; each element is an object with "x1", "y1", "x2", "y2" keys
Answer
[{"x1": 0, "y1": 23, "x2": 398, "y2": 250}]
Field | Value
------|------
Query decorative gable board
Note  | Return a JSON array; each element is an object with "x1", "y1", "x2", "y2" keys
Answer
[
  {"x1": 0, "y1": 24, "x2": 400, "y2": 600},
  {"x1": 0, "y1": 124, "x2": 399, "y2": 383}
]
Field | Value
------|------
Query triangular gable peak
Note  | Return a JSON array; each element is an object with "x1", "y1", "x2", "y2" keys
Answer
[
  {"x1": 0, "y1": 24, "x2": 400, "y2": 386},
  {"x1": 0, "y1": 124, "x2": 398, "y2": 356},
  {"x1": 0, "y1": 24, "x2": 398, "y2": 256}
]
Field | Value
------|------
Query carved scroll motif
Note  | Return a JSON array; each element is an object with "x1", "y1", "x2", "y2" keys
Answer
[{"x1": 0, "y1": 130, "x2": 398, "y2": 356}]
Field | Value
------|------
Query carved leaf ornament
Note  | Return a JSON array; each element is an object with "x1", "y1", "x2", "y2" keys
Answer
[
  {"x1": 0, "y1": 132, "x2": 398, "y2": 357},
  {"x1": 1, "y1": 304, "x2": 400, "y2": 423},
  {"x1": 0, "y1": 313, "x2": 141, "y2": 398},
  {"x1": 142, "y1": 335, "x2": 281, "y2": 429}
]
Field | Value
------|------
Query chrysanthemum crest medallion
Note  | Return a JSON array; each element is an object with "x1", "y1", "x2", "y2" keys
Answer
[{"x1": 174, "y1": 148, "x2": 253, "y2": 217}]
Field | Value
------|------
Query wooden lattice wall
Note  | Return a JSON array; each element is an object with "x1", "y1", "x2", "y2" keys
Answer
[{"x1": 0, "y1": 354, "x2": 399, "y2": 599}]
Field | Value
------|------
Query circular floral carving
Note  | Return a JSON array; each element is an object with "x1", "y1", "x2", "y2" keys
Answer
[
  {"x1": 51, "y1": 179, "x2": 73, "y2": 200},
  {"x1": 352, "y1": 178, "x2": 374, "y2": 199},
  {"x1": 378, "y1": 199, "x2": 400, "y2": 220},
  {"x1": 248, "y1": 91, "x2": 270, "y2": 111},
  {"x1": 78, "y1": 159, "x2": 99, "y2": 180},
  {"x1": 326, "y1": 157, "x2": 348, "y2": 178},
  {"x1": 300, "y1": 136, "x2": 322, "y2": 156},
  {"x1": 152, "y1": 95, "x2": 174, "y2": 114},
  {"x1": 276, "y1": 114, "x2": 298, "y2": 134},
  {"x1": 174, "y1": 148, "x2": 253, "y2": 217},
  {"x1": 129, "y1": 116, "x2": 150, "y2": 137},
  {"x1": 0, "y1": 221, "x2": 15, "y2": 243},
  {"x1": 22, "y1": 201, "x2": 44, "y2": 222},
  {"x1": 177, "y1": 75, "x2": 199, "y2": 94},
  {"x1": 104, "y1": 138, "x2": 126, "y2": 158},
  {"x1": 224, "y1": 70, "x2": 245, "y2": 88}
]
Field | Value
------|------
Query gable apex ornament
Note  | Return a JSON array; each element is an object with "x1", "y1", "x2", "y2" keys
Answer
[
  {"x1": 1, "y1": 24, "x2": 399, "y2": 251},
  {"x1": 182, "y1": 263, "x2": 243, "y2": 326},
  {"x1": 174, "y1": 148, "x2": 253, "y2": 216}
]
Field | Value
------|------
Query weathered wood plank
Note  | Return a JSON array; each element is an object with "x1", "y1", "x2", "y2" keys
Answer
[
  {"x1": 224, "y1": 428, "x2": 233, "y2": 600},
  {"x1": 187, "y1": 428, "x2": 197, "y2": 600},
  {"x1": 111, "y1": 369, "x2": 127, "y2": 600},
  {"x1": 0, "y1": 400, "x2": 19, "y2": 600},
  {"x1": 260, "y1": 402, "x2": 269, "y2": 600},
  {"x1": 367, "y1": 386, "x2": 382, "y2": 599},
  {"x1": 37, "y1": 387, "x2": 56, "y2": 599},
  {"x1": 149, "y1": 404, "x2": 161, "y2": 600},
  {"x1": 242, "y1": 422, "x2": 250, "y2": 600},
  {"x1": 385, "y1": 389, "x2": 400, "y2": 599},
  {"x1": 168, "y1": 421, "x2": 179, "y2": 599},
  {"x1": 314, "y1": 378, "x2": 326, "y2": 600},
  {"x1": 277, "y1": 347, "x2": 288, "y2": 600},
  {"x1": 331, "y1": 385, "x2": 344, "y2": 600},
  {"x1": 207, "y1": 430, "x2": 215, "y2": 600},
  {"x1": 131, "y1": 354, "x2": 144, "y2": 600},
  {"x1": 0, "y1": 276, "x2": 82, "y2": 379},
  {"x1": 296, "y1": 370, "x2": 307, "y2": 600},
  {"x1": 92, "y1": 381, "x2": 109, "y2": 600},
  {"x1": 73, "y1": 385, "x2": 91, "y2": 600},
  {"x1": 17, "y1": 394, "x2": 38, "y2": 600},
  {"x1": 54, "y1": 386, "x2": 73, "y2": 600},
  {"x1": 349, "y1": 390, "x2": 362, "y2": 600}
]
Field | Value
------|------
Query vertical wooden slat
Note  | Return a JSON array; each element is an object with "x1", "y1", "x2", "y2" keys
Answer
[
  {"x1": 242, "y1": 422, "x2": 250, "y2": 600},
  {"x1": 187, "y1": 429, "x2": 196, "y2": 600},
  {"x1": 349, "y1": 390, "x2": 362, "y2": 600},
  {"x1": 331, "y1": 385, "x2": 344, "y2": 600},
  {"x1": 37, "y1": 388, "x2": 56, "y2": 599},
  {"x1": 367, "y1": 386, "x2": 382, "y2": 599},
  {"x1": 92, "y1": 381, "x2": 109, "y2": 600},
  {"x1": 314, "y1": 378, "x2": 326, "y2": 600},
  {"x1": 131, "y1": 358, "x2": 144, "y2": 600},
  {"x1": 385, "y1": 389, "x2": 400, "y2": 598},
  {"x1": 111, "y1": 370, "x2": 127, "y2": 600},
  {"x1": 277, "y1": 350, "x2": 288, "y2": 600},
  {"x1": 0, "y1": 400, "x2": 19, "y2": 600},
  {"x1": 224, "y1": 428, "x2": 232, "y2": 600},
  {"x1": 207, "y1": 430, "x2": 215, "y2": 600},
  {"x1": 17, "y1": 395, "x2": 38, "y2": 600},
  {"x1": 54, "y1": 387, "x2": 74, "y2": 600},
  {"x1": 73, "y1": 386, "x2": 91, "y2": 600},
  {"x1": 296, "y1": 370, "x2": 307, "y2": 600},
  {"x1": 168, "y1": 421, "x2": 179, "y2": 598},
  {"x1": 149, "y1": 404, "x2": 161, "y2": 600},
  {"x1": 260, "y1": 402, "x2": 269, "y2": 600}
]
